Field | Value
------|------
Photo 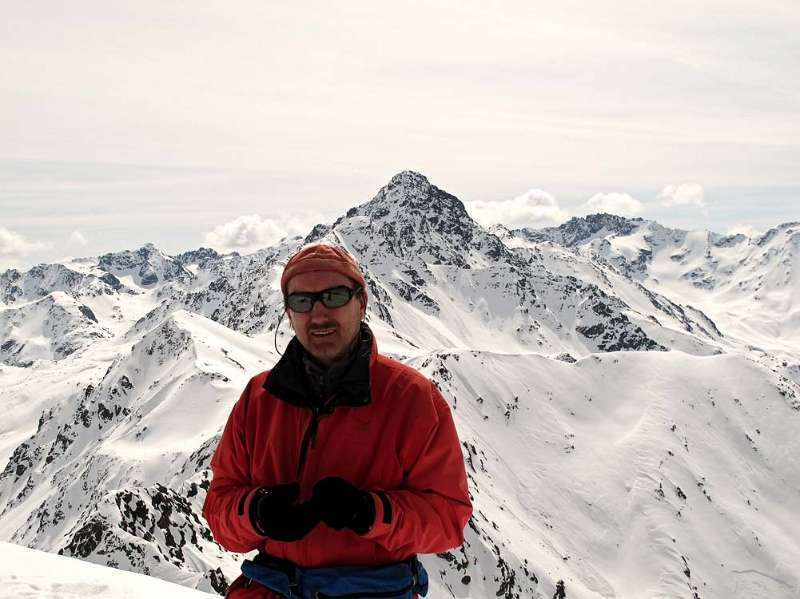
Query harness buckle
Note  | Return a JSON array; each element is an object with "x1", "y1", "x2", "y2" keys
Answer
[
  {"x1": 287, "y1": 565, "x2": 300, "y2": 597},
  {"x1": 409, "y1": 556, "x2": 420, "y2": 587}
]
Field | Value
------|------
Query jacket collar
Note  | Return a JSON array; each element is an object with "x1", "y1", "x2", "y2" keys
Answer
[{"x1": 264, "y1": 322, "x2": 374, "y2": 409}]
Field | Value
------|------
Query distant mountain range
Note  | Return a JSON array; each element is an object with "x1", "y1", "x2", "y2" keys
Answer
[{"x1": 1, "y1": 171, "x2": 798, "y2": 598}]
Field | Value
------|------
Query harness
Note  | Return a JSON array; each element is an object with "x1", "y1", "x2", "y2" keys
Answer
[{"x1": 241, "y1": 552, "x2": 429, "y2": 598}]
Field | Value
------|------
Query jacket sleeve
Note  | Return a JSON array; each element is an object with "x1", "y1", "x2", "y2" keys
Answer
[
  {"x1": 202, "y1": 377, "x2": 265, "y2": 553},
  {"x1": 362, "y1": 380, "x2": 472, "y2": 554}
]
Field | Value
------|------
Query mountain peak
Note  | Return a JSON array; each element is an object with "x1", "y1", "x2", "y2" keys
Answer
[
  {"x1": 777, "y1": 221, "x2": 800, "y2": 230},
  {"x1": 329, "y1": 172, "x2": 508, "y2": 269},
  {"x1": 755, "y1": 221, "x2": 800, "y2": 246},
  {"x1": 98, "y1": 244, "x2": 192, "y2": 287},
  {"x1": 386, "y1": 170, "x2": 431, "y2": 191},
  {"x1": 175, "y1": 247, "x2": 222, "y2": 266},
  {"x1": 355, "y1": 170, "x2": 467, "y2": 220},
  {"x1": 518, "y1": 212, "x2": 646, "y2": 246},
  {"x1": 562, "y1": 213, "x2": 644, "y2": 237}
]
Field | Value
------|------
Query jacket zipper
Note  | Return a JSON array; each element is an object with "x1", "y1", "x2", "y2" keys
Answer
[
  {"x1": 296, "y1": 395, "x2": 336, "y2": 478},
  {"x1": 296, "y1": 406, "x2": 320, "y2": 478}
]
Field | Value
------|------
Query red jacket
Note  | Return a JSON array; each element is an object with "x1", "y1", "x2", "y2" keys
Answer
[{"x1": 202, "y1": 330, "x2": 472, "y2": 598}]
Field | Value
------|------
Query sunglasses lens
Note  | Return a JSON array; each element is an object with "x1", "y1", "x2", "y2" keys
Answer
[
  {"x1": 287, "y1": 294, "x2": 313, "y2": 313},
  {"x1": 286, "y1": 286, "x2": 360, "y2": 312},
  {"x1": 321, "y1": 287, "x2": 352, "y2": 308}
]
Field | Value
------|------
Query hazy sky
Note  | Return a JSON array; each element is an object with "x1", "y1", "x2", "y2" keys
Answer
[{"x1": 1, "y1": 1, "x2": 798, "y2": 269}]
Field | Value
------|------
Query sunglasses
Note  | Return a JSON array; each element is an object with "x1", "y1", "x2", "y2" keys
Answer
[{"x1": 285, "y1": 285, "x2": 363, "y2": 313}]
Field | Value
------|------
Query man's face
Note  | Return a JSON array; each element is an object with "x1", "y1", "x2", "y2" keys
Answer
[{"x1": 285, "y1": 270, "x2": 366, "y2": 366}]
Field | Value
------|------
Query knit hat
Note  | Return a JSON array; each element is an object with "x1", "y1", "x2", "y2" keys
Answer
[{"x1": 280, "y1": 244, "x2": 368, "y2": 301}]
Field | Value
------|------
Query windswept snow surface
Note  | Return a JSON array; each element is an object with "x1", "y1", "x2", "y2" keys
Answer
[
  {"x1": 0, "y1": 541, "x2": 214, "y2": 598},
  {"x1": 413, "y1": 349, "x2": 800, "y2": 598},
  {"x1": 1, "y1": 172, "x2": 798, "y2": 598}
]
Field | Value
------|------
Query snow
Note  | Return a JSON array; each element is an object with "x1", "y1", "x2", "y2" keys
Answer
[
  {"x1": 0, "y1": 541, "x2": 214, "y2": 598},
  {"x1": 607, "y1": 227, "x2": 650, "y2": 260},
  {"x1": 413, "y1": 349, "x2": 800, "y2": 597},
  {"x1": 0, "y1": 173, "x2": 798, "y2": 598}
]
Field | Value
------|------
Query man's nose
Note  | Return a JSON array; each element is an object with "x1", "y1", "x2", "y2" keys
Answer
[{"x1": 308, "y1": 298, "x2": 332, "y2": 319}]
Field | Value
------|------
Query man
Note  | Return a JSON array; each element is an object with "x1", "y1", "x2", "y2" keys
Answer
[{"x1": 202, "y1": 244, "x2": 472, "y2": 598}]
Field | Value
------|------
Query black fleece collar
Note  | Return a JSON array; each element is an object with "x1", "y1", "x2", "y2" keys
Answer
[{"x1": 264, "y1": 323, "x2": 372, "y2": 410}]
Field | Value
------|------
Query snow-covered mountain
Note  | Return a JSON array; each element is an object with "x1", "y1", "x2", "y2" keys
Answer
[
  {"x1": 506, "y1": 214, "x2": 800, "y2": 359},
  {"x1": 0, "y1": 262, "x2": 135, "y2": 305},
  {"x1": 0, "y1": 171, "x2": 798, "y2": 598},
  {"x1": 0, "y1": 291, "x2": 111, "y2": 366},
  {"x1": 96, "y1": 243, "x2": 196, "y2": 288},
  {"x1": 313, "y1": 171, "x2": 688, "y2": 356}
]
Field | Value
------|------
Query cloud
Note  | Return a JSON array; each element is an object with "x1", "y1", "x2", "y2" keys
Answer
[
  {"x1": 203, "y1": 214, "x2": 321, "y2": 252},
  {"x1": 67, "y1": 230, "x2": 89, "y2": 248},
  {"x1": 658, "y1": 183, "x2": 706, "y2": 208},
  {"x1": 0, "y1": 227, "x2": 49, "y2": 257},
  {"x1": 579, "y1": 192, "x2": 642, "y2": 216},
  {"x1": 465, "y1": 189, "x2": 569, "y2": 229}
]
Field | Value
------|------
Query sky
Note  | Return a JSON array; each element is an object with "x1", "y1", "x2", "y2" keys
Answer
[{"x1": 1, "y1": 0, "x2": 798, "y2": 269}]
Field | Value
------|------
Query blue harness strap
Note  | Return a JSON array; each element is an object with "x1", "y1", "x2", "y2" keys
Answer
[{"x1": 241, "y1": 553, "x2": 429, "y2": 599}]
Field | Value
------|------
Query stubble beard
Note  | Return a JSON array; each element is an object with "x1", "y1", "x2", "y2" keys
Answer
[{"x1": 304, "y1": 321, "x2": 361, "y2": 367}]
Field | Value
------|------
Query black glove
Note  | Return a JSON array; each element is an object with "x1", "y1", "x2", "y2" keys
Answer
[
  {"x1": 311, "y1": 476, "x2": 375, "y2": 535},
  {"x1": 249, "y1": 482, "x2": 321, "y2": 541}
]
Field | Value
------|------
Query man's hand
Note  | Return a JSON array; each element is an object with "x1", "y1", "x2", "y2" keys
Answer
[
  {"x1": 249, "y1": 482, "x2": 320, "y2": 541},
  {"x1": 311, "y1": 476, "x2": 375, "y2": 535}
]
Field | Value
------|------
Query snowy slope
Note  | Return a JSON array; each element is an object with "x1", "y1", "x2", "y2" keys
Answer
[
  {"x1": 96, "y1": 243, "x2": 195, "y2": 289},
  {"x1": 0, "y1": 262, "x2": 135, "y2": 305},
  {"x1": 0, "y1": 540, "x2": 214, "y2": 598},
  {"x1": 491, "y1": 228, "x2": 725, "y2": 357},
  {"x1": 0, "y1": 311, "x2": 271, "y2": 593},
  {"x1": 0, "y1": 292, "x2": 113, "y2": 366},
  {"x1": 0, "y1": 171, "x2": 798, "y2": 598},
  {"x1": 511, "y1": 215, "x2": 800, "y2": 359},
  {"x1": 416, "y1": 349, "x2": 799, "y2": 598}
]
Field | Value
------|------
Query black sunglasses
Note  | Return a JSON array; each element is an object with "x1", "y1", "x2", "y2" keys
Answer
[{"x1": 285, "y1": 285, "x2": 363, "y2": 313}]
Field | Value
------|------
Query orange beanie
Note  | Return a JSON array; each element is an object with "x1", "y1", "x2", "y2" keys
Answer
[{"x1": 280, "y1": 244, "x2": 367, "y2": 301}]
